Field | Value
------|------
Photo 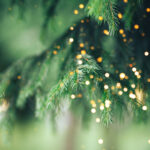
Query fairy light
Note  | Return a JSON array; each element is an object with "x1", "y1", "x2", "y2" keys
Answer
[
  {"x1": 148, "y1": 139, "x2": 150, "y2": 144},
  {"x1": 97, "y1": 57, "x2": 103, "y2": 63},
  {"x1": 103, "y1": 30, "x2": 109, "y2": 35},
  {"x1": 90, "y1": 75, "x2": 94, "y2": 79},
  {"x1": 129, "y1": 93, "x2": 136, "y2": 99},
  {"x1": 90, "y1": 46, "x2": 95, "y2": 50},
  {"x1": 78, "y1": 60, "x2": 83, "y2": 65},
  {"x1": 134, "y1": 24, "x2": 139, "y2": 30},
  {"x1": 131, "y1": 84, "x2": 136, "y2": 88},
  {"x1": 119, "y1": 29, "x2": 124, "y2": 34},
  {"x1": 98, "y1": 138, "x2": 103, "y2": 144},
  {"x1": 100, "y1": 103, "x2": 104, "y2": 110},
  {"x1": 70, "y1": 26, "x2": 74, "y2": 30},
  {"x1": 96, "y1": 117, "x2": 100, "y2": 123},
  {"x1": 123, "y1": 87, "x2": 128, "y2": 92},
  {"x1": 69, "y1": 72, "x2": 74, "y2": 76},
  {"x1": 116, "y1": 82, "x2": 121, "y2": 88},
  {"x1": 98, "y1": 16, "x2": 103, "y2": 21},
  {"x1": 111, "y1": 86, "x2": 115, "y2": 90},
  {"x1": 146, "y1": 8, "x2": 150, "y2": 13},
  {"x1": 144, "y1": 51, "x2": 149, "y2": 56},
  {"x1": 142, "y1": 105, "x2": 147, "y2": 111},
  {"x1": 69, "y1": 37, "x2": 74, "y2": 43},
  {"x1": 105, "y1": 100, "x2": 111, "y2": 108},
  {"x1": 118, "y1": 90, "x2": 123, "y2": 95},
  {"x1": 79, "y1": 43, "x2": 84, "y2": 48},
  {"x1": 132, "y1": 67, "x2": 136, "y2": 72},
  {"x1": 119, "y1": 73, "x2": 125, "y2": 80},
  {"x1": 53, "y1": 50, "x2": 57, "y2": 55},
  {"x1": 71, "y1": 94, "x2": 76, "y2": 99},
  {"x1": 105, "y1": 73, "x2": 110, "y2": 78},
  {"x1": 91, "y1": 108, "x2": 96, "y2": 113},
  {"x1": 76, "y1": 54, "x2": 82, "y2": 59},
  {"x1": 85, "y1": 80, "x2": 90, "y2": 85},
  {"x1": 123, "y1": 0, "x2": 128, "y2": 3},
  {"x1": 79, "y1": 4, "x2": 84, "y2": 9},
  {"x1": 134, "y1": 71, "x2": 139, "y2": 76},
  {"x1": 74, "y1": 10, "x2": 79, "y2": 15},
  {"x1": 104, "y1": 84, "x2": 109, "y2": 90},
  {"x1": 81, "y1": 50, "x2": 86, "y2": 55},
  {"x1": 118, "y1": 13, "x2": 123, "y2": 19}
]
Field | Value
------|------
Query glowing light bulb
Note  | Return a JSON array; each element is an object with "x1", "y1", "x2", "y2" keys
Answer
[
  {"x1": 74, "y1": 10, "x2": 79, "y2": 15},
  {"x1": 131, "y1": 84, "x2": 136, "y2": 88},
  {"x1": 91, "y1": 108, "x2": 96, "y2": 113},
  {"x1": 103, "y1": 30, "x2": 109, "y2": 35},
  {"x1": 105, "y1": 73, "x2": 110, "y2": 78},
  {"x1": 144, "y1": 51, "x2": 149, "y2": 56},
  {"x1": 104, "y1": 84, "x2": 109, "y2": 90},
  {"x1": 96, "y1": 117, "x2": 100, "y2": 123},
  {"x1": 123, "y1": 87, "x2": 128, "y2": 92},
  {"x1": 85, "y1": 80, "x2": 90, "y2": 85},
  {"x1": 118, "y1": 13, "x2": 123, "y2": 19},
  {"x1": 119, "y1": 73, "x2": 125, "y2": 79},
  {"x1": 118, "y1": 90, "x2": 123, "y2": 95},
  {"x1": 105, "y1": 100, "x2": 111, "y2": 108},
  {"x1": 129, "y1": 93, "x2": 136, "y2": 99},
  {"x1": 98, "y1": 138, "x2": 103, "y2": 144},
  {"x1": 71, "y1": 94, "x2": 76, "y2": 99},
  {"x1": 79, "y1": 4, "x2": 84, "y2": 9},
  {"x1": 142, "y1": 105, "x2": 147, "y2": 111},
  {"x1": 69, "y1": 38, "x2": 74, "y2": 43},
  {"x1": 98, "y1": 16, "x2": 103, "y2": 21},
  {"x1": 134, "y1": 24, "x2": 139, "y2": 29},
  {"x1": 100, "y1": 104, "x2": 104, "y2": 110},
  {"x1": 78, "y1": 60, "x2": 83, "y2": 65},
  {"x1": 97, "y1": 57, "x2": 103, "y2": 63},
  {"x1": 132, "y1": 67, "x2": 136, "y2": 72}
]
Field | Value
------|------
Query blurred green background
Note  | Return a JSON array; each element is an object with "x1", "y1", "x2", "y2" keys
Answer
[{"x1": 0, "y1": 0, "x2": 150, "y2": 150}]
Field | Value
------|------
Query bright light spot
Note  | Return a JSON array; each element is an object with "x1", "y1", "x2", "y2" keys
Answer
[
  {"x1": 85, "y1": 80, "x2": 90, "y2": 85},
  {"x1": 71, "y1": 94, "x2": 76, "y2": 99},
  {"x1": 96, "y1": 117, "x2": 100, "y2": 123},
  {"x1": 78, "y1": 60, "x2": 83, "y2": 65},
  {"x1": 142, "y1": 105, "x2": 147, "y2": 111},
  {"x1": 91, "y1": 108, "x2": 96, "y2": 113},
  {"x1": 104, "y1": 84, "x2": 109, "y2": 90},
  {"x1": 105, "y1": 73, "x2": 110, "y2": 78},
  {"x1": 144, "y1": 51, "x2": 149, "y2": 56},
  {"x1": 129, "y1": 93, "x2": 136, "y2": 99},
  {"x1": 98, "y1": 138, "x2": 103, "y2": 144}
]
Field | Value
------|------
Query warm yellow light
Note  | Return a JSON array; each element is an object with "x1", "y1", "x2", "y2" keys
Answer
[
  {"x1": 90, "y1": 75, "x2": 94, "y2": 79},
  {"x1": 134, "y1": 24, "x2": 139, "y2": 30},
  {"x1": 81, "y1": 50, "x2": 86, "y2": 55},
  {"x1": 70, "y1": 26, "x2": 74, "y2": 30},
  {"x1": 116, "y1": 82, "x2": 121, "y2": 88},
  {"x1": 118, "y1": 90, "x2": 123, "y2": 95},
  {"x1": 123, "y1": 0, "x2": 128, "y2": 3},
  {"x1": 53, "y1": 50, "x2": 57, "y2": 55},
  {"x1": 79, "y1": 4, "x2": 84, "y2": 9},
  {"x1": 119, "y1": 29, "x2": 124, "y2": 34},
  {"x1": 74, "y1": 9, "x2": 79, "y2": 15},
  {"x1": 76, "y1": 54, "x2": 82, "y2": 59},
  {"x1": 69, "y1": 72, "x2": 74, "y2": 76},
  {"x1": 98, "y1": 16, "x2": 103, "y2": 21},
  {"x1": 132, "y1": 67, "x2": 136, "y2": 72},
  {"x1": 123, "y1": 87, "x2": 128, "y2": 92},
  {"x1": 118, "y1": 13, "x2": 123, "y2": 19},
  {"x1": 131, "y1": 84, "x2": 136, "y2": 88},
  {"x1": 103, "y1": 30, "x2": 109, "y2": 35},
  {"x1": 79, "y1": 43, "x2": 84, "y2": 48},
  {"x1": 146, "y1": 8, "x2": 150, "y2": 13},
  {"x1": 96, "y1": 117, "x2": 100, "y2": 123},
  {"x1": 119, "y1": 73, "x2": 126, "y2": 79},
  {"x1": 97, "y1": 57, "x2": 103, "y2": 63}
]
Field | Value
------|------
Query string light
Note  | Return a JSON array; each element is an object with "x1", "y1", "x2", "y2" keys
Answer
[
  {"x1": 69, "y1": 37, "x2": 74, "y2": 43},
  {"x1": 144, "y1": 51, "x2": 149, "y2": 56},
  {"x1": 98, "y1": 138, "x2": 103, "y2": 144},
  {"x1": 129, "y1": 93, "x2": 136, "y2": 99},
  {"x1": 91, "y1": 108, "x2": 96, "y2": 113},
  {"x1": 132, "y1": 67, "x2": 136, "y2": 72},
  {"x1": 79, "y1": 43, "x2": 84, "y2": 48},
  {"x1": 70, "y1": 26, "x2": 74, "y2": 30},
  {"x1": 105, "y1": 100, "x2": 111, "y2": 108},
  {"x1": 103, "y1": 30, "x2": 109, "y2": 35},
  {"x1": 118, "y1": 90, "x2": 123, "y2": 95},
  {"x1": 142, "y1": 105, "x2": 147, "y2": 111},
  {"x1": 119, "y1": 29, "x2": 124, "y2": 34},
  {"x1": 79, "y1": 4, "x2": 84, "y2": 9},
  {"x1": 74, "y1": 10, "x2": 79, "y2": 15},
  {"x1": 105, "y1": 73, "x2": 110, "y2": 78},
  {"x1": 119, "y1": 73, "x2": 125, "y2": 80},
  {"x1": 134, "y1": 24, "x2": 139, "y2": 30},
  {"x1": 81, "y1": 50, "x2": 86, "y2": 55},
  {"x1": 71, "y1": 94, "x2": 76, "y2": 99},
  {"x1": 131, "y1": 84, "x2": 136, "y2": 88},
  {"x1": 118, "y1": 13, "x2": 123, "y2": 19},
  {"x1": 146, "y1": 8, "x2": 150, "y2": 13},
  {"x1": 85, "y1": 80, "x2": 90, "y2": 85},
  {"x1": 123, "y1": 87, "x2": 128, "y2": 92},
  {"x1": 98, "y1": 16, "x2": 103, "y2": 21},
  {"x1": 96, "y1": 117, "x2": 100, "y2": 123},
  {"x1": 104, "y1": 84, "x2": 109, "y2": 90},
  {"x1": 97, "y1": 57, "x2": 103, "y2": 63},
  {"x1": 100, "y1": 103, "x2": 104, "y2": 110},
  {"x1": 78, "y1": 60, "x2": 83, "y2": 65},
  {"x1": 90, "y1": 75, "x2": 94, "y2": 79}
]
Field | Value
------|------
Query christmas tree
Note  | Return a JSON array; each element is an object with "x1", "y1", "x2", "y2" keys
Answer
[{"x1": 0, "y1": 0, "x2": 150, "y2": 149}]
